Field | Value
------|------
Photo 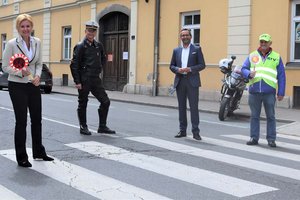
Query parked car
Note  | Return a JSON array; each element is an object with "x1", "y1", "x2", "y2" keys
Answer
[
  {"x1": 0, "y1": 62, "x2": 53, "y2": 94},
  {"x1": 40, "y1": 64, "x2": 53, "y2": 94},
  {"x1": 0, "y1": 64, "x2": 8, "y2": 90}
]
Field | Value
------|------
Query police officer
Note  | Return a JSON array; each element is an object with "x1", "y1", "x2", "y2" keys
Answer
[{"x1": 70, "y1": 20, "x2": 115, "y2": 135}]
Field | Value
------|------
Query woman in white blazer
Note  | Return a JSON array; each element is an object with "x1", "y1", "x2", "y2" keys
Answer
[{"x1": 2, "y1": 14, "x2": 53, "y2": 167}]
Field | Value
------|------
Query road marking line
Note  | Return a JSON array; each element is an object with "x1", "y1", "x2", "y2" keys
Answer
[
  {"x1": 0, "y1": 106, "x2": 13, "y2": 112},
  {"x1": 0, "y1": 149, "x2": 171, "y2": 200},
  {"x1": 0, "y1": 107, "x2": 119, "y2": 138},
  {"x1": 89, "y1": 103, "x2": 115, "y2": 109},
  {"x1": 275, "y1": 133, "x2": 300, "y2": 141},
  {"x1": 200, "y1": 120, "x2": 248, "y2": 128},
  {"x1": 66, "y1": 141, "x2": 277, "y2": 198},
  {"x1": 127, "y1": 137, "x2": 300, "y2": 181},
  {"x1": 186, "y1": 136, "x2": 300, "y2": 162},
  {"x1": 222, "y1": 135, "x2": 300, "y2": 151},
  {"x1": 0, "y1": 185, "x2": 26, "y2": 200},
  {"x1": 49, "y1": 97, "x2": 74, "y2": 102},
  {"x1": 0, "y1": 106, "x2": 297, "y2": 161},
  {"x1": 129, "y1": 109, "x2": 169, "y2": 117}
]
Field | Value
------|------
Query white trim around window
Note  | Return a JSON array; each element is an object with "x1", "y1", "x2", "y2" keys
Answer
[
  {"x1": 63, "y1": 27, "x2": 72, "y2": 60},
  {"x1": 1, "y1": 33, "x2": 6, "y2": 53},
  {"x1": 2, "y1": 0, "x2": 8, "y2": 5},
  {"x1": 290, "y1": 0, "x2": 300, "y2": 62}
]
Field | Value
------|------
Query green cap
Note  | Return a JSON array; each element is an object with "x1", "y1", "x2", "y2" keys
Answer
[{"x1": 259, "y1": 33, "x2": 271, "y2": 42}]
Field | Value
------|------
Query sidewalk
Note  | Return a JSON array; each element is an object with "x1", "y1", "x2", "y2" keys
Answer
[{"x1": 52, "y1": 85, "x2": 300, "y2": 137}]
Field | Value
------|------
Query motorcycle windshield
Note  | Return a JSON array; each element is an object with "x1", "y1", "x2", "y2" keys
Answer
[{"x1": 231, "y1": 71, "x2": 242, "y2": 79}]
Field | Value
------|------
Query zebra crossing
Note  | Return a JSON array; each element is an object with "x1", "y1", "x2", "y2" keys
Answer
[{"x1": 0, "y1": 133, "x2": 299, "y2": 200}]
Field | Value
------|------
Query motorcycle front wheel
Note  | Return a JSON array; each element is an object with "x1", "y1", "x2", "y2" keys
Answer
[{"x1": 219, "y1": 97, "x2": 230, "y2": 121}]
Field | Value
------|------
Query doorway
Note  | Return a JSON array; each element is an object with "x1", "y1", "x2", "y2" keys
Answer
[{"x1": 99, "y1": 12, "x2": 129, "y2": 91}]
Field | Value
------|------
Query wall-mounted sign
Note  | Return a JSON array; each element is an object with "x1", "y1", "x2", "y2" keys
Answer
[
  {"x1": 123, "y1": 52, "x2": 128, "y2": 60},
  {"x1": 107, "y1": 54, "x2": 113, "y2": 62}
]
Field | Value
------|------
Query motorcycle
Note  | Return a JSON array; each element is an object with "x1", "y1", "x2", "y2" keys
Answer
[{"x1": 218, "y1": 56, "x2": 248, "y2": 121}]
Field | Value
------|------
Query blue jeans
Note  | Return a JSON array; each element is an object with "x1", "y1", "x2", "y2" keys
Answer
[{"x1": 248, "y1": 93, "x2": 276, "y2": 141}]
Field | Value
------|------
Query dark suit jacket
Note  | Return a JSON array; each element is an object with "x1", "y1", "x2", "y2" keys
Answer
[{"x1": 170, "y1": 44, "x2": 206, "y2": 88}]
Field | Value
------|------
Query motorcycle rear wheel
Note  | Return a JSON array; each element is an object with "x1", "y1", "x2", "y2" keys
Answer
[{"x1": 219, "y1": 97, "x2": 230, "y2": 121}]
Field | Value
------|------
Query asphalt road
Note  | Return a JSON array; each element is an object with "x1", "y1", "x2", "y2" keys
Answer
[{"x1": 0, "y1": 90, "x2": 299, "y2": 200}]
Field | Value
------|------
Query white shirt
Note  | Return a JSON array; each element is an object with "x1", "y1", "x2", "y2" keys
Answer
[
  {"x1": 21, "y1": 36, "x2": 33, "y2": 60},
  {"x1": 181, "y1": 44, "x2": 190, "y2": 74}
]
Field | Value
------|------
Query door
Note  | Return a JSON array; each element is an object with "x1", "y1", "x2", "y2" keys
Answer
[{"x1": 99, "y1": 12, "x2": 129, "y2": 91}]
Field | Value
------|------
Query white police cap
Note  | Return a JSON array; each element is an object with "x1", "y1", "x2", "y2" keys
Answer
[{"x1": 85, "y1": 20, "x2": 99, "y2": 29}]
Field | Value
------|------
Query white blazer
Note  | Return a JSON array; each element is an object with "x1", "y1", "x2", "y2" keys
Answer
[{"x1": 2, "y1": 35, "x2": 42, "y2": 83}]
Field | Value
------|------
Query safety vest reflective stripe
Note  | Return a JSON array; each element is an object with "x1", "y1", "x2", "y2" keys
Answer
[
  {"x1": 249, "y1": 51, "x2": 279, "y2": 89},
  {"x1": 253, "y1": 74, "x2": 278, "y2": 84},
  {"x1": 255, "y1": 67, "x2": 277, "y2": 76}
]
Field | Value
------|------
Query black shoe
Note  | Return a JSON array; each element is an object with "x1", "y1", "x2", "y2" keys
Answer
[
  {"x1": 175, "y1": 131, "x2": 187, "y2": 138},
  {"x1": 246, "y1": 138, "x2": 258, "y2": 145},
  {"x1": 193, "y1": 133, "x2": 202, "y2": 140},
  {"x1": 80, "y1": 126, "x2": 91, "y2": 135},
  {"x1": 18, "y1": 160, "x2": 32, "y2": 168},
  {"x1": 268, "y1": 140, "x2": 276, "y2": 148},
  {"x1": 98, "y1": 126, "x2": 116, "y2": 134},
  {"x1": 33, "y1": 155, "x2": 54, "y2": 161}
]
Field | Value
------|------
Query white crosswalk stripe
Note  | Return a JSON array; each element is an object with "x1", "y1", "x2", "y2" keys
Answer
[
  {"x1": 0, "y1": 185, "x2": 26, "y2": 200},
  {"x1": 0, "y1": 149, "x2": 172, "y2": 200},
  {"x1": 276, "y1": 133, "x2": 300, "y2": 141},
  {"x1": 222, "y1": 134, "x2": 300, "y2": 151},
  {"x1": 127, "y1": 136, "x2": 300, "y2": 181},
  {"x1": 186, "y1": 135, "x2": 300, "y2": 162},
  {"x1": 1, "y1": 133, "x2": 300, "y2": 199},
  {"x1": 66, "y1": 141, "x2": 278, "y2": 198}
]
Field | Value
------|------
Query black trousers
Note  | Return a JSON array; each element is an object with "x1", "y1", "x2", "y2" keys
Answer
[
  {"x1": 8, "y1": 81, "x2": 46, "y2": 163},
  {"x1": 176, "y1": 77, "x2": 200, "y2": 134},
  {"x1": 77, "y1": 77, "x2": 110, "y2": 126}
]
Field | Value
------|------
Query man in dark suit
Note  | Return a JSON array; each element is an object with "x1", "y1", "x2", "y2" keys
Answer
[{"x1": 170, "y1": 28, "x2": 206, "y2": 140}]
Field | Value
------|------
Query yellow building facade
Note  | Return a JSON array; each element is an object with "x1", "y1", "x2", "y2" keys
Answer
[{"x1": 0, "y1": 0, "x2": 300, "y2": 108}]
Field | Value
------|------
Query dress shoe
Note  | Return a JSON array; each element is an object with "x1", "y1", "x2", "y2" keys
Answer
[
  {"x1": 174, "y1": 131, "x2": 187, "y2": 138},
  {"x1": 268, "y1": 140, "x2": 276, "y2": 148},
  {"x1": 18, "y1": 160, "x2": 32, "y2": 168},
  {"x1": 98, "y1": 126, "x2": 116, "y2": 134},
  {"x1": 33, "y1": 155, "x2": 54, "y2": 161},
  {"x1": 193, "y1": 133, "x2": 202, "y2": 140},
  {"x1": 80, "y1": 126, "x2": 91, "y2": 135},
  {"x1": 246, "y1": 138, "x2": 258, "y2": 145}
]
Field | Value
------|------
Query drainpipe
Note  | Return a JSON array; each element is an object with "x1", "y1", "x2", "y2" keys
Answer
[{"x1": 152, "y1": 0, "x2": 160, "y2": 96}]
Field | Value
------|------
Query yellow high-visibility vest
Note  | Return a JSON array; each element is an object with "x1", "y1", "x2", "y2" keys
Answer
[{"x1": 249, "y1": 50, "x2": 280, "y2": 89}]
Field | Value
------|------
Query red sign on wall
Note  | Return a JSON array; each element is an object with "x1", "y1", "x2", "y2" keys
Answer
[{"x1": 107, "y1": 54, "x2": 113, "y2": 62}]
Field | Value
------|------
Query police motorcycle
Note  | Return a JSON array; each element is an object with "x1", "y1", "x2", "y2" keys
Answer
[{"x1": 218, "y1": 56, "x2": 248, "y2": 121}]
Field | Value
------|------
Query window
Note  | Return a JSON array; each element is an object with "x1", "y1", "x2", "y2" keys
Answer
[
  {"x1": 63, "y1": 27, "x2": 72, "y2": 60},
  {"x1": 291, "y1": 1, "x2": 300, "y2": 61},
  {"x1": 2, "y1": 0, "x2": 8, "y2": 5},
  {"x1": 1, "y1": 33, "x2": 6, "y2": 53},
  {"x1": 181, "y1": 12, "x2": 200, "y2": 46}
]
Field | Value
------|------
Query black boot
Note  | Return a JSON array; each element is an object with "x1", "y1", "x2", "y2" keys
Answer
[
  {"x1": 98, "y1": 126, "x2": 116, "y2": 134},
  {"x1": 80, "y1": 125, "x2": 91, "y2": 135},
  {"x1": 77, "y1": 109, "x2": 91, "y2": 135},
  {"x1": 97, "y1": 107, "x2": 115, "y2": 134}
]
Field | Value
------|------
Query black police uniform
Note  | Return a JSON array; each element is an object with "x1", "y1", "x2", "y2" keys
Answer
[{"x1": 70, "y1": 38, "x2": 115, "y2": 135}]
